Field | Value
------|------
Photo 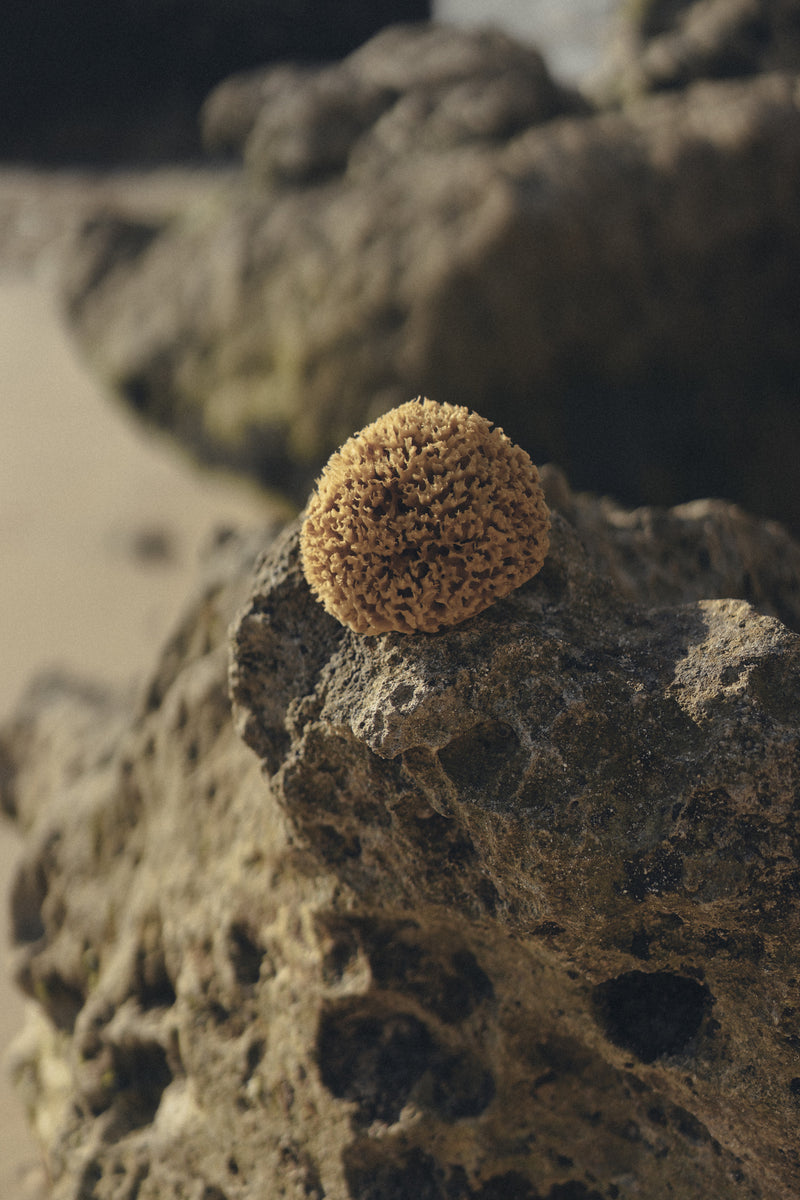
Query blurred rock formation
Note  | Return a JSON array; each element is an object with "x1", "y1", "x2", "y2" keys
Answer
[{"x1": 61, "y1": 18, "x2": 800, "y2": 532}]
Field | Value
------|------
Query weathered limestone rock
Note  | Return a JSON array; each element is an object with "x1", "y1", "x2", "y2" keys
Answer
[
  {"x1": 230, "y1": 482, "x2": 800, "y2": 1198},
  {"x1": 4, "y1": 477, "x2": 800, "y2": 1198},
  {"x1": 61, "y1": 21, "x2": 800, "y2": 531}
]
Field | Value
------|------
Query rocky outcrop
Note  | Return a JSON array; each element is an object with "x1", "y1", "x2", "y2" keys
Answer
[
  {"x1": 62, "y1": 20, "x2": 800, "y2": 533},
  {"x1": 4, "y1": 476, "x2": 800, "y2": 1198},
  {"x1": 0, "y1": 0, "x2": 430, "y2": 162},
  {"x1": 201, "y1": 23, "x2": 589, "y2": 176}
]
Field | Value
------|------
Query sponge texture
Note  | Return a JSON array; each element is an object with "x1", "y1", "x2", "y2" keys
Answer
[{"x1": 300, "y1": 397, "x2": 550, "y2": 634}]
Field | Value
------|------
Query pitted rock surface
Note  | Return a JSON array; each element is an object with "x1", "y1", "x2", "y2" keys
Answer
[
  {"x1": 231, "y1": 483, "x2": 800, "y2": 1197},
  {"x1": 3, "y1": 482, "x2": 800, "y2": 1198}
]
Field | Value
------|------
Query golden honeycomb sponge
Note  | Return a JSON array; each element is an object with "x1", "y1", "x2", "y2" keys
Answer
[{"x1": 300, "y1": 397, "x2": 550, "y2": 634}]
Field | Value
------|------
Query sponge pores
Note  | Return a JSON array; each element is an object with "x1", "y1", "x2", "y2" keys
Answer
[{"x1": 300, "y1": 397, "x2": 550, "y2": 634}]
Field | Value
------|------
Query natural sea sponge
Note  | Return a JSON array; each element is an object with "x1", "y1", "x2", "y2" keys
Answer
[{"x1": 300, "y1": 397, "x2": 550, "y2": 634}]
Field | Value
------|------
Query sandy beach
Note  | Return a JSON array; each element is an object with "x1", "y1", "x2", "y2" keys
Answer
[{"x1": 0, "y1": 268, "x2": 275, "y2": 1197}]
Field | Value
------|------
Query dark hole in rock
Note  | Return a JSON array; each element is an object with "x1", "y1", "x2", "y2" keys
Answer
[
  {"x1": 228, "y1": 921, "x2": 265, "y2": 986},
  {"x1": 391, "y1": 683, "x2": 416, "y2": 707},
  {"x1": 673, "y1": 1104, "x2": 711, "y2": 1144},
  {"x1": 410, "y1": 948, "x2": 493, "y2": 1025},
  {"x1": 0, "y1": 738, "x2": 18, "y2": 818},
  {"x1": 129, "y1": 524, "x2": 175, "y2": 564},
  {"x1": 343, "y1": 1147, "x2": 443, "y2": 1200},
  {"x1": 127, "y1": 1161, "x2": 150, "y2": 1196},
  {"x1": 701, "y1": 927, "x2": 765, "y2": 962},
  {"x1": 532, "y1": 921, "x2": 564, "y2": 939},
  {"x1": 209, "y1": 1001, "x2": 230, "y2": 1025},
  {"x1": 622, "y1": 847, "x2": 684, "y2": 901},
  {"x1": 629, "y1": 928, "x2": 652, "y2": 960},
  {"x1": 592, "y1": 971, "x2": 712, "y2": 1063},
  {"x1": 360, "y1": 922, "x2": 492, "y2": 1023},
  {"x1": 76, "y1": 1158, "x2": 103, "y2": 1200},
  {"x1": 134, "y1": 944, "x2": 176, "y2": 1009},
  {"x1": 317, "y1": 1008, "x2": 434, "y2": 1125},
  {"x1": 316, "y1": 916, "x2": 360, "y2": 984},
  {"x1": 449, "y1": 948, "x2": 494, "y2": 1014},
  {"x1": 547, "y1": 1185, "x2": 605, "y2": 1200},
  {"x1": 364, "y1": 922, "x2": 422, "y2": 986},
  {"x1": 110, "y1": 1039, "x2": 173, "y2": 1129},
  {"x1": 446, "y1": 834, "x2": 478, "y2": 866},
  {"x1": 10, "y1": 860, "x2": 47, "y2": 943},
  {"x1": 437, "y1": 721, "x2": 520, "y2": 799},
  {"x1": 277, "y1": 1139, "x2": 324, "y2": 1197},
  {"x1": 473, "y1": 1171, "x2": 538, "y2": 1200},
  {"x1": 242, "y1": 1037, "x2": 265, "y2": 1085},
  {"x1": 405, "y1": 812, "x2": 477, "y2": 869},
  {"x1": 429, "y1": 1051, "x2": 495, "y2": 1119},
  {"x1": 476, "y1": 875, "x2": 499, "y2": 915},
  {"x1": 122, "y1": 365, "x2": 161, "y2": 418},
  {"x1": 19, "y1": 967, "x2": 85, "y2": 1032},
  {"x1": 314, "y1": 823, "x2": 362, "y2": 863},
  {"x1": 201, "y1": 1189, "x2": 228, "y2": 1200}
]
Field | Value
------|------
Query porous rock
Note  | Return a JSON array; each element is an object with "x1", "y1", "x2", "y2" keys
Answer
[
  {"x1": 4, "y1": 478, "x2": 800, "y2": 1198},
  {"x1": 62, "y1": 22, "x2": 800, "y2": 532}
]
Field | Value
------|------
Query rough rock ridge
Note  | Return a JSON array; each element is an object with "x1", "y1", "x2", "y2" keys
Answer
[{"x1": 3, "y1": 477, "x2": 800, "y2": 1198}]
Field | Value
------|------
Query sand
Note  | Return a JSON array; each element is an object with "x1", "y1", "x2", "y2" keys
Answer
[{"x1": 0, "y1": 271, "x2": 275, "y2": 1197}]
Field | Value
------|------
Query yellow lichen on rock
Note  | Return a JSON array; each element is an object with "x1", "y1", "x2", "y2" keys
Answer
[{"x1": 300, "y1": 396, "x2": 551, "y2": 634}]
